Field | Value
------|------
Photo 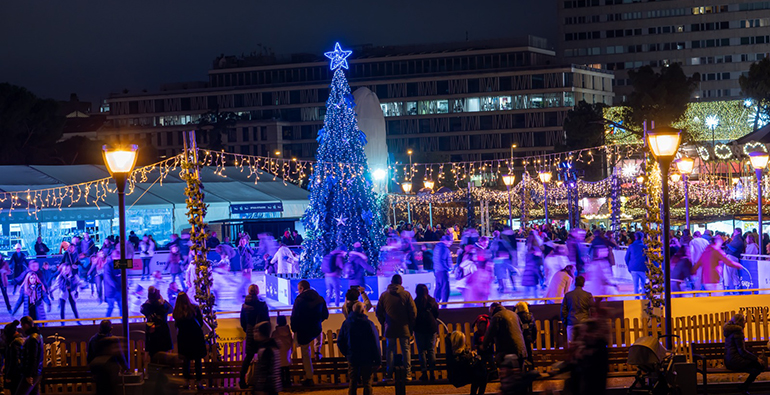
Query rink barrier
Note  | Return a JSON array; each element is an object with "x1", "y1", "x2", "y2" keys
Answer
[{"x1": 35, "y1": 308, "x2": 770, "y2": 392}]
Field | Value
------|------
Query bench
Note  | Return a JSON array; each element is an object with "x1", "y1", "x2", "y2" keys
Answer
[
  {"x1": 41, "y1": 366, "x2": 94, "y2": 393},
  {"x1": 531, "y1": 345, "x2": 635, "y2": 380},
  {"x1": 691, "y1": 340, "x2": 767, "y2": 395}
]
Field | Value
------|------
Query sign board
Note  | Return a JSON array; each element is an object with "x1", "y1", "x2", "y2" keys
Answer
[
  {"x1": 113, "y1": 259, "x2": 133, "y2": 269},
  {"x1": 230, "y1": 202, "x2": 283, "y2": 214}
]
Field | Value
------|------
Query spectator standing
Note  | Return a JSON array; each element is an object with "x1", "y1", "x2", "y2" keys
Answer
[
  {"x1": 337, "y1": 302, "x2": 382, "y2": 395},
  {"x1": 432, "y1": 235, "x2": 453, "y2": 305},
  {"x1": 625, "y1": 232, "x2": 648, "y2": 296},
  {"x1": 87, "y1": 320, "x2": 115, "y2": 364},
  {"x1": 128, "y1": 231, "x2": 140, "y2": 249},
  {"x1": 291, "y1": 280, "x2": 329, "y2": 387},
  {"x1": 238, "y1": 284, "x2": 270, "y2": 388},
  {"x1": 515, "y1": 302, "x2": 536, "y2": 366},
  {"x1": 140, "y1": 286, "x2": 173, "y2": 358},
  {"x1": 561, "y1": 275, "x2": 595, "y2": 343},
  {"x1": 292, "y1": 230, "x2": 303, "y2": 245},
  {"x1": 413, "y1": 283, "x2": 439, "y2": 381},
  {"x1": 17, "y1": 316, "x2": 44, "y2": 395},
  {"x1": 33, "y1": 238, "x2": 49, "y2": 258},
  {"x1": 271, "y1": 316, "x2": 293, "y2": 388},
  {"x1": 346, "y1": 243, "x2": 374, "y2": 287},
  {"x1": 724, "y1": 313, "x2": 765, "y2": 394},
  {"x1": 139, "y1": 235, "x2": 155, "y2": 280},
  {"x1": 3, "y1": 321, "x2": 23, "y2": 395},
  {"x1": 173, "y1": 292, "x2": 207, "y2": 390},
  {"x1": 322, "y1": 245, "x2": 346, "y2": 306},
  {"x1": 248, "y1": 322, "x2": 282, "y2": 395},
  {"x1": 342, "y1": 287, "x2": 372, "y2": 318},
  {"x1": 482, "y1": 302, "x2": 528, "y2": 365},
  {"x1": 447, "y1": 331, "x2": 487, "y2": 395},
  {"x1": 376, "y1": 274, "x2": 417, "y2": 381}
]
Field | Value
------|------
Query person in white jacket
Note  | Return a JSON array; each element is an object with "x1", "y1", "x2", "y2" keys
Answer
[
  {"x1": 544, "y1": 263, "x2": 574, "y2": 303},
  {"x1": 271, "y1": 244, "x2": 297, "y2": 274}
]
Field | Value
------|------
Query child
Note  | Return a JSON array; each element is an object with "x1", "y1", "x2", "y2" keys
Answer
[
  {"x1": 271, "y1": 316, "x2": 293, "y2": 388},
  {"x1": 249, "y1": 322, "x2": 282, "y2": 395},
  {"x1": 471, "y1": 314, "x2": 489, "y2": 352}
]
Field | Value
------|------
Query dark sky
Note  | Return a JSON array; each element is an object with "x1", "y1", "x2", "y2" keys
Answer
[{"x1": 1, "y1": 1, "x2": 556, "y2": 106}]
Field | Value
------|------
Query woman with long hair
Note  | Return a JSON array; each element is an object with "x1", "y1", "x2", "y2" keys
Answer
[
  {"x1": 54, "y1": 263, "x2": 80, "y2": 322},
  {"x1": 723, "y1": 313, "x2": 765, "y2": 394},
  {"x1": 141, "y1": 286, "x2": 173, "y2": 357},
  {"x1": 173, "y1": 292, "x2": 207, "y2": 390},
  {"x1": 446, "y1": 331, "x2": 487, "y2": 395},
  {"x1": 12, "y1": 272, "x2": 49, "y2": 320},
  {"x1": 414, "y1": 283, "x2": 439, "y2": 381}
]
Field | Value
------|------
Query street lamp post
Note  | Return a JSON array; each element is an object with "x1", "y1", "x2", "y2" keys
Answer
[
  {"x1": 749, "y1": 152, "x2": 770, "y2": 237},
  {"x1": 401, "y1": 181, "x2": 412, "y2": 223},
  {"x1": 502, "y1": 174, "x2": 515, "y2": 227},
  {"x1": 539, "y1": 171, "x2": 552, "y2": 223},
  {"x1": 676, "y1": 157, "x2": 695, "y2": 232},
  {"x1": 647, "y1": 127, "x2": 681, "y2": 350},
  {"x1": 102, "y1": 144, "x2": 138, "y2": 363},
  {"x1": 424, "y1": 180, "x2": 435, "y2": 228}
]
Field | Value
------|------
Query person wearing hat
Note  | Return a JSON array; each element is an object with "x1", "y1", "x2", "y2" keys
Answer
[
  {"x1": 625, "y1": 231, "x2": 648, "y2": 297},
  {"x1": 322, "y1": 245, "x2": 346, "y2": 307},
  {"x1": 432, "y1": 235, "x2": 454, "y2": 305},
  {"x1": 9, "y1": 244, "x2": 27, "y2": 295}
]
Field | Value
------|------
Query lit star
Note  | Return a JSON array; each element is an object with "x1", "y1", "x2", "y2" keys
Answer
[
  {"x1": 324, "y1": 42, "x2": 353, "y2": 70},
  {"x1": 334, "y1": 215, "x2": 348, "y2": 226}
]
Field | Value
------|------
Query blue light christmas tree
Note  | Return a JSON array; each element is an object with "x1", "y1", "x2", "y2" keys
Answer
[{"x1": 299, "y1": 42, "x2": 384, "y2": 277}]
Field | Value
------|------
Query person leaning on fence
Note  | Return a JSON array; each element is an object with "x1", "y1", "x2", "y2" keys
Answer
[
  {"x1": 141, "y1": 286, "x2": 173, "y2": 358},
  {"x1": 3, "y1": 320, "x2": 23, "y2": 395},
  {"x1": 482, "y1": 302, "x2": 528, "y2": 367},
  {"x1": 239, "y1": 284, "x2": 270, "y2": 389},
  {"x1": 376, "y1": 274, "x2": 417, "y2": 382},
  {"x1": 16, "y1": 316, "x2": 43, "y2": 395},
  {"x1": 560, "y1": 275, "x2": 595, "y2": 343},
  {"x1": 338, "y1": 302, "x2": 381, "y2": 395},
  {"x1": 291, "y1": 279, "x2": 329, "y2": 387},
  {"x1": 247, "y1": 321, "x2": 282, "y2": 395},
  {"x1": 87, "y1": 320, "x2": 115, "y2": 364},
  {"x1": 724, "y1": 313, "x2": 766, "y2": 395}
]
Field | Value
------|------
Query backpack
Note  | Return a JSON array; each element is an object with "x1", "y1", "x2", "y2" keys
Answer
[{"x1": 322, "y1": 252, "x2": 341, "y2": 274}]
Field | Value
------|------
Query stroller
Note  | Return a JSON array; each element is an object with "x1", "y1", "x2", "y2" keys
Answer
[{"x1": 627, "y1": 335, "x2": 681, "y2": 395}]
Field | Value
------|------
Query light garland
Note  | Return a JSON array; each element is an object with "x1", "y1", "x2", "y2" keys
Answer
[{"x1": 642, "y1": 153, "x2": 664, "y2": 320}]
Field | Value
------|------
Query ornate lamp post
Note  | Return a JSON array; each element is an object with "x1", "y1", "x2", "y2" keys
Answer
[
  {"x1": 401, "y1": 181, "x2": 412, "y2": 223},
  {"x1": 423, "y1": 179, "x2": 435, "y2": 228},
  {"x1": 539, "y1": 171, "x2": 552, "y2": 223},
  {"x1": 749, "y1": 152, "x2": 770, "y2": 237},
  {"x1": 502, "y1": 174, "x2": 516, "y2": 227},
  {"x1": 647, "y1": 127, "x2": 681, "y2": 350},
  {"x1": 676, "y1": 157, "x2": 695, "y2": 232},
  {"x1": 102, "y1": 144, "x2": 138, "y2": 363}
]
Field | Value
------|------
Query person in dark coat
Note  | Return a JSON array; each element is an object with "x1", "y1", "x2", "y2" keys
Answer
[
  {"x1": 0, "y1": 255, "x2": 11, "y2": 312},
  {"x1": 625, "y1": 232, "x2": 647, "y2": 296},
  {"x1": 432, "y1": 235, "x2": 453, "y2": 305},
  {"x1": 87, "y1": 320, "x2": 115, "y2": 364},
  {"x1": 346, "y1": 243, "x2": 374, "y2": 288},
  {"x1": 103, "y1": 249, "x2": 122, "y2": 317},
  {"x1": 9, "y1": 245, "x2": 27, "y2": 294},
  {"x1": 3, "y1": 320, "x2": 23, "y2": 395},
  {"x1": 249, "y1": 322, "x2": 282, "y2": 395},
  {"x1": 18, "y1": 316, "x2": 44, "y2": 395},
  {"x1": 724, "y1": 313, "x2": 765, "y2": 394},
  {"x1": 515, "y1": 302, "x2": 536, "y2": 365},
  {"x1": 376, "y1": 274, "x2": 417, "y2": 380},
  {"x1": 173, "y1": 292, "x2": 207, "y2": 389},
  {"x1": 141, "y1": 286, "x2": 173, "y2": 357},
  {"x1": 337, "y1": 302, "x2": 382, "y2": 395},
  {"x1": 561, "y1": 275, "x2": 595, "y2": 343},
  {"x1": 291, "y1": 280, "x2": 329, "y2": 387},
  {"x1": 12, "y1": 272, "x2": 49, "y2": 321},
  {"x1": 414, "y1": 283, "x2": 439, "y2": 381},
  {"x1": 33, "y1": 238, "x2": 49, "y2": 258},
  {"x1": 238, "y1": 284, "x2": 270, "y2": 389},
  {"x1": 447, "y1": 331, "x2": 487, "y2": 395},
  {"x1": 482, "y1": 302, "x2": 528, "y2": 365}
]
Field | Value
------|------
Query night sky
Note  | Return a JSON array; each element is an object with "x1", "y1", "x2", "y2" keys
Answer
[{"x1": 1, "y1": 1, "x2": 556, "y2": 106}]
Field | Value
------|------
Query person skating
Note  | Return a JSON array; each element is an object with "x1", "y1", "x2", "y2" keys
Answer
[{"x1": 432, "y1": 235, "x2": 453, "y2": 305}]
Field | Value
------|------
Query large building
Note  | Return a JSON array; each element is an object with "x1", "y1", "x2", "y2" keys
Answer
[
  {"x1": 102, "y1": 37, "x2": 613, "y2": 162},
  {"x1": 558, "y1": 0, "x2": 770, "y2": 103}
]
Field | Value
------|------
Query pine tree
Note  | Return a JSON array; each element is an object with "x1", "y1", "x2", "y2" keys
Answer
[{"x1": 299, "y1": 43, "x2": 384, "y2": 277}]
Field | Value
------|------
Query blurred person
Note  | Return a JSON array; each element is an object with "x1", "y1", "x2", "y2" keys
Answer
[
  {"x1": 346, "y1": 242, "x2": 374, "y2": 287},
  {"x1": 414, "y1": 283, "x2": 439, "y2": 381},
  {"x1": 271, "y1": 316, "x2": 293, "y2": 388},
  {"x1": 238, "y1": 284, "x2": 269, "y2": 389},
  {"x1": 139, "y1": 235, "x2": 155, "y2": 280},
  {"x1": 724, "y1": 313, "x2": 764, "y2": 394},
  {"x1": 321, "y1": 245, "x2": 346, "y2": 306},
  {"x1": 173, "y1": 292, "x2": 207, "y2": 390},
  {"x1": 86, "y1": 251, "x2": 107, "y2": 304},
  {"x1": 10, "y1": 244, "x2": 27, "y2": 294},
  {"x1": 54, "y1": 264, "x2": 80, "y2": 322},
  {"x1": 3, "y1": 320, "x2": 23, "y2": 395},
  {"x1": 521, "y1": 232, "x2": 544, "y2": 300},
  {"x1": 165, "y1": 245, "x2": 184, "y2": 291},
  {"x1": 482, "y1": 302, "x2": 528, "y2": 365},
  {"x1": 272, "y1": 242, "x2": 297, "y2": 275},
  {"x1": 103, "y1": 249, "x2": 122, "y2": 318},
  {"x1": 248, "y1": 322, "x2": 281, "y2": 395},
  {"x1": 0, "y1": 255, "x2": 11, "y2": 312},
  {"x1": 432, "y1": 235, "x2": 453, "y2": 304},
  {"x1": 17, "y1": 316, "x2": 44, "y2": 395},
  {"x1": 671, "y1": 245, "x2": 693, "y2": 294},
  {"x1": 337, "y1": 302, "x2": 381, "y2": 395},
  {"x1": 692, "y1": 236, "x2": 745, "y2": 291},
  {"x1": 625, "y1": 231, "x2": 648, "y2": 297}
]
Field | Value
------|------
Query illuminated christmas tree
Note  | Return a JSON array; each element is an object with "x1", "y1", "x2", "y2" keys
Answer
[{"x1": 299, "y1": 43, "x2": 384, "y2": 277}]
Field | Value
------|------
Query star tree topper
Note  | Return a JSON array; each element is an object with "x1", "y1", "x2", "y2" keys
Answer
[{"x1": 324, "y1": 42, "x2": 353, "y2": 70}]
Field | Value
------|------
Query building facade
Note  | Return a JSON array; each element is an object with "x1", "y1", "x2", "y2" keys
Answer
[
  {"x1": 103, "y1": 37, "x2": 613, "y2": 162},
  {"x1": 558, "y1": 0, "x2": 770, "y2": 103}
]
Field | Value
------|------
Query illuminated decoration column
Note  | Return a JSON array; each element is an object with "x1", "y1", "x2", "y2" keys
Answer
[
  {"x1": 502, "y1": 174, "x2": 515, "y2": 227},
  {"x1": 401, "y1": 181, "x2": 412, "y2": 223},
  {"x1": 424, "y1": 179, "x2": 435, "y2": 228},
  {"x1": 520, "y1": 172, "x2": 529, "y2": 224},
  {"x1": 539, "y1": 171, "x2": 552, "y2": 223},
  {"x1": 647, "y1": 126, "x2": 681, "y2": 350},
  {"x1": 750, "y1": 152, "x2": 770, "y2": 237},
  {"x1": 610, "y1": 168, "x2": 620, "y2": 231},
  {"x1": 676, "y1": 157, "x2": 695, "y2": 232},
  {"x1": 102, "y1": 144, "x2": 138, "y2": 363}
]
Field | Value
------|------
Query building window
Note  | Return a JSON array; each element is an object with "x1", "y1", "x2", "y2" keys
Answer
[{"x1": 242, "y1": 127, "x2": 249, "y2": 142}]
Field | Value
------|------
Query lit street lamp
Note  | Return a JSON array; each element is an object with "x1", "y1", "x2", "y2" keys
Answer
[
  {"x1": 749, "y1": 152, "x2": 770, "y2": 237},
  {"x1": 647, "y1": 127, "x2": 681, "y2": 350},
  {"x1": 539, "y1": 171, "x2": 552, "y2": 223},
  {"x1": 676, "y1": 157, "x2": 695, "y2": 232},
  {"x1": 423, "y1": 179, "x2": 435, "y2": 227},
  {"x1": 669, "y1": 172, "x2": 681, "y2": 183},
  {"x1": 102, "y1": 144, "x2": 138, "y2": 363},
  {"x1": 502, "y1": 174, "x2": 515, "y2": 227},
  {"x1": 401, "y1": 181, "x2": 412, "y2": 223}
]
